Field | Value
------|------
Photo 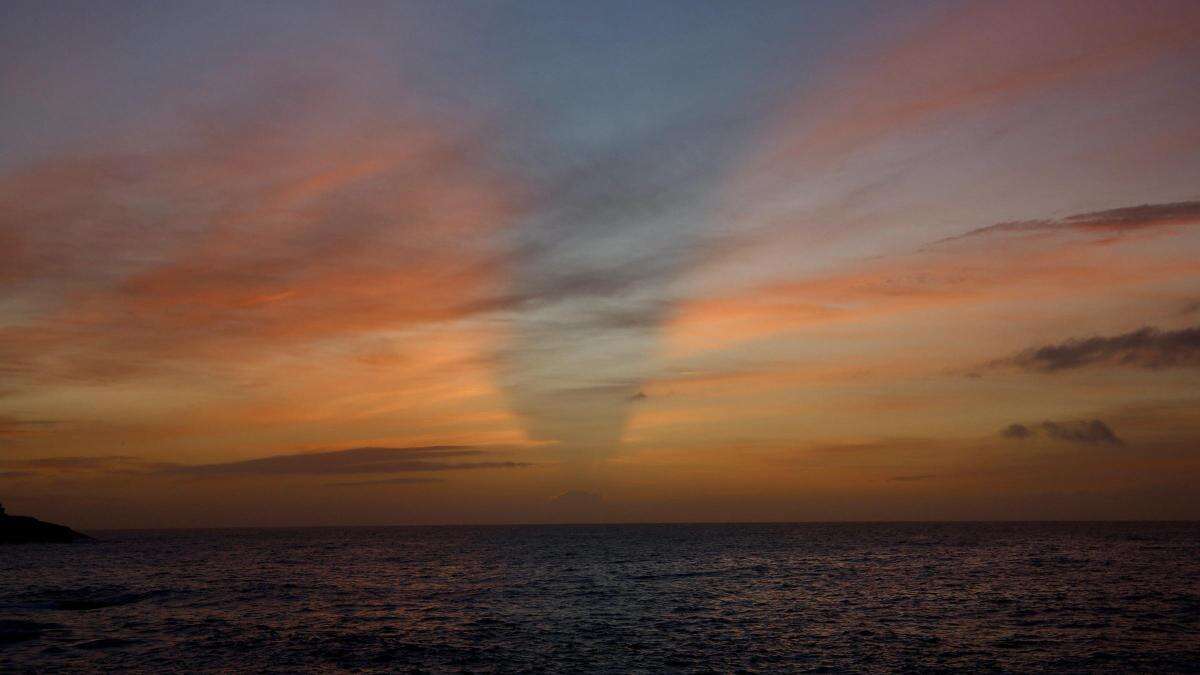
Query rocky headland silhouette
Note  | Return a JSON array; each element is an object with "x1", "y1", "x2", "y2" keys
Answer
[{"x1": 0, "y1": 502, "x2": 91, "y2": 544}]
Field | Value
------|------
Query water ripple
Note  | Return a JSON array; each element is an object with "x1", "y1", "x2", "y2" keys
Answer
[{"x1": 1, "y1": 522, "x2": 1197, "y2": 672}]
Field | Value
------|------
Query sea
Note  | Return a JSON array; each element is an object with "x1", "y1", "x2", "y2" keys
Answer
[{"x1": 2, "y1": 522, "x2": 1198, "y2": 672}]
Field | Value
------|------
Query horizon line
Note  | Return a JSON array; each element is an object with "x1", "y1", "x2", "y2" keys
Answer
[{"x1": 82, "y1": 518, "x2": 1200, "y2": 533}]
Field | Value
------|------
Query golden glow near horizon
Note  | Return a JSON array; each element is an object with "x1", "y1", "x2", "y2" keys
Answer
[{"x1": 2, "y1": 0, "x2": 1199, "y2": 526}]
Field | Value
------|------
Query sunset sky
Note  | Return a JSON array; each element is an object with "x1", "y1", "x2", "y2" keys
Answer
[{"x1": 2, "y1": 0, "x2": 1199, "y2": 528}]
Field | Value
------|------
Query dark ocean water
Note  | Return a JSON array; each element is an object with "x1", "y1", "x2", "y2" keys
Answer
[{"x1": 1, "y1": 522, "x2": 1198, "y2": 672}]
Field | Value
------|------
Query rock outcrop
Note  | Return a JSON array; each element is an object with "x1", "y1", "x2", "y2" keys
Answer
[{"x1": 0, "y1": 503, "x2": 91, "y2": 543}]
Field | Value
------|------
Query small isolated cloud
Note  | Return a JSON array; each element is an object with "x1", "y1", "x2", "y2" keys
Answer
[
  {"x1": 550, "y1": 490, "x2": 604, "y2": 508},
  {"x1": 1000, "y1": 420, "x2": 1124, "y2": 446},
  {"x1": 628, "y1": 391, "x2": 648, "y2": 402},
  {"x1": 1040, "y1": 420, "x2": 1124, "y2": 446},
  {"x1": 995, "y1": 326, "x2": 1200, "y2": 372},
  {"x1": 1001, "y1": 423, "x2": 1034, "y2": 439}
]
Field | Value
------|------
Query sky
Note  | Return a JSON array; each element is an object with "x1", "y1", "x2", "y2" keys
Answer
[{"x1": 2, "y1": 0, "x2": 1199, "y2": 528}]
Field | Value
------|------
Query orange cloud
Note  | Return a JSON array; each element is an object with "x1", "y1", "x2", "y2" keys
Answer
[
  {"x1": 0, "y1": 81, "x2": 515, "y2": 385},
  {"x1": 0, "y1": 69, "x2": 535, "y2": 467},
  {"x1": 742, "y1": 0, "x2": 1200, "y2": 180},
  {"x1": 668, "y1": 212, "x2": 1200, "y2": 356}
]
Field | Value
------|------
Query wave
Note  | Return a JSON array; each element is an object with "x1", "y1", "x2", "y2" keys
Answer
[{"x1": 8, "y1": 585, "x2": 176, "y2": 611}]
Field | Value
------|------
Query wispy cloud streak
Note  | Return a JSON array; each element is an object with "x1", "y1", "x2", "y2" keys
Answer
[
  {"x1": 997, "y1": 327, "x2": 1200, "y2": 372},
  {"x1": 1, "y1": 447, "x2": 532, "y2": 480},
  {"x1": 936, "y1": 201, "x2": 1200, "y2": 246},
  {"x1": 170, "y1": 446, "x2": 531, "y2": 477}
]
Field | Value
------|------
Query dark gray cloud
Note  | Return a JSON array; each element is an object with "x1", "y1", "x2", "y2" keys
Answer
[
  {"x1": 169, "y1": 446, "x2": 531, "y2": 477},
  {"x1": 1061, "y1": 202, "x2": 1200, "y2": 232},
  {"x1": 1001, "y1": 423, "x2": 1033, "y2": 439},
  {"x1": 936, "y1": 200, "x2": 1200, "y2": 245},
  {"x1": 996, "y1": 326, "x2": 1200, "y2": 372},
  {"x1": 1041, "y1": 420, "x2": 1124, "y2": 446},
  {"x1": 1001, "y1": 420, "x2": 1124, "y2": 446}
]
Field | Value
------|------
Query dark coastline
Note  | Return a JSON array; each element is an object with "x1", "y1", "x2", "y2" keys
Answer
[{"x1": 0, "y1": 507, "x2": 91, "y2": 544}]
